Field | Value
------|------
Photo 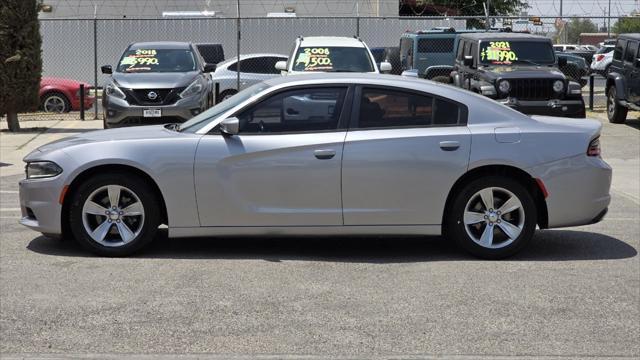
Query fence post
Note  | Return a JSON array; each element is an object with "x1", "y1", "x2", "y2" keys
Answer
[
  {"x1": 356, "y1": 17, "x2": 360, "y2": 37},
  {"x1": 93, "y1": 18, "x2": 98, "y2": 120},
  {"x1": 236, "y1": 10, "x2": 241, "y2": 91},
  {"x1": 79, "y1": 84, "x2": 85, "y2": 120},
  {"x1": 589, "y1": 74, "x2": 595, "y2": 111}
]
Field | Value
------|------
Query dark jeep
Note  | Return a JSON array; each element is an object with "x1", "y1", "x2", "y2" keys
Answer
[
  {"x1": 606, "y1": 33, "x2": 640, "y2": 124},
  {"x1": 452, "y1": 33, "x2": 585, "y2": 118}
]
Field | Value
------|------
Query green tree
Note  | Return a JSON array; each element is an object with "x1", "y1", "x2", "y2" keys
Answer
[
  {"x1": 0, "y1": 0, "x2": 42, "y2": 132},
  {"x1": 564, "y1": 18, "x2": 598, "y2": 44},
  {"x1": 612, "y1": 14, "x2": 640, "y2": 34},
  {"x1": 401, "y1": 0, "x2": 529, "y2": 28}
]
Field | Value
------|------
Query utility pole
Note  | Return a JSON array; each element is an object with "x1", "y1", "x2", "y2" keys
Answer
[
  {"x1": 484, "y1": 0, "x2": 491, "y2": 30},
  {"x1": 608, "y1": 0, "x2": 612, "y2": 36}
]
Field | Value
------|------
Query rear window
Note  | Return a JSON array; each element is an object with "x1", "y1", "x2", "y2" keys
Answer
[{"x1": 418, "y1": 38, "x2": 454, "y2": 53}]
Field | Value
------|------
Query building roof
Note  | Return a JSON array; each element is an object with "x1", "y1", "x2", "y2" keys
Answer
[{"x1": 129, "y1": 41, "x2": 192, "y2": 49}]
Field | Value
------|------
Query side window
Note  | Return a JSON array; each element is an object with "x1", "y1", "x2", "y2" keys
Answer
[
  {"x1": 625, "y1": 41, "x2": 638, "y2": 64},
  {"x1": 418, "y1": 38, "x2": 454, "y2": 53},
  {"x1": 456, "y1": 40, "x2": 465, "y2": 61},
  {"x1": 614, "y1": 40, "x2": 626, "y2": 61},
  {"x1": 357, "y1": 88, "x2": 463, "y2": 129},
  {"x1": 235, "y1": 57, "x2": 285, "y2": 74},
  {"x1": 236, "y1": 87, "x2": 347, "y2": 134},
  {"x1": 227, "y1": 60, "x2": 239, "y2": 72},
  {"x1": 470, "y1": 42, "x2": 478, "y2": 66}
]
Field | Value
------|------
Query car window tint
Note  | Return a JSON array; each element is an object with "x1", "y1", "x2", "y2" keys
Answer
[
  {"x1": 614, "y1": 40, "x2": 625, "y2": 60},
  {"x1": 418, "y1": 38, "x2": 454, "y2": 53},
  {"x1": 457, "y1": 40, "x2": 465, "y2": 60},
  {"x1": 358, "y1": 88, "x2": 433, "y2": 128},
  {"x1": 625, "y1": 41, "x2": 638, "y2": 63},
  {"x1": 234, "y1": 57, "x2": 285, "y2": 74},
  {"x1": 433, "y1": 98, "x2": 460, "y2": 125},
  {"x1": 237, "y1": 87, "x2": 347, "y2": 134}
]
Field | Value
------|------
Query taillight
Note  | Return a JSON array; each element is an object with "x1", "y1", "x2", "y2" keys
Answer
[
  {"x1": 587, "y1": 137, "x2": 601, "y2": 157},
  {"x1": 596, "y1": 54, "x2": 605, "y2": 62}
]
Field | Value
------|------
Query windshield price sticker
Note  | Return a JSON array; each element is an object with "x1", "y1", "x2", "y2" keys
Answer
[
  {"x1": 481, "y1": 42, "x2": 518, "y2": 64},
  {"x1": 120, "y1": 49, "x2": 159, "y2": 71},
  {"x1": 296, "y1": 48, "x2": 333, "y2": 71}
]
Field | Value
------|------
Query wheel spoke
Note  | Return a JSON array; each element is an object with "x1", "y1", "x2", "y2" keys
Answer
[
  {"x1": 497, "y1": 221, "x2": 522, "y2": 240},
  {"x1": 122, "y1": 201, "x2": 143, "y2": 216},
  {"x1": 479, "y1": 188, "x2": 494, "y2": 210},
  {"x1": 107, "y1": 185, "x2": 121, "y2": 209},
  {"x1": 115, "y1": 221, "x2": 135, "y2": 243},
  {"x1": 84, "y1": 201, "x2": 108, "y2": 215},
  {"x1": 498, "y1": 196, "x2": 521, "y2": 215},
  {"x1": 479, "y1": 224, "x2": 494, "y2": 247},
  {"x1": 463, "y1": 210, "x2": 485, "y2": 225},
  {"x1": 91, "y1": 220, "x2": 112, "y2": 242}
]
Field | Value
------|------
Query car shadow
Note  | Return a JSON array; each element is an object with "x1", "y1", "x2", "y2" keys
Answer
[
  {"x1": 624, "y1": 117, "x2": 639, "y2": 131},
  {"x1": 26, "y1": 229, "x2": 637, "y2": 263}
]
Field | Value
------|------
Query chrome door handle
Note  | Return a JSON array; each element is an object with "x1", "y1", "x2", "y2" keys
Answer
[
  {"x1": 439, "y1": 141, "x2": 460, "y2": 151},
  {"x1": 314, "y1": 149, "x2": 336, "y2": 159}
]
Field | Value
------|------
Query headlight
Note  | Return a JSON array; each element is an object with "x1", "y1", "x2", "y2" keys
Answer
[
  {"x1": 179, "y1": 78, "x2": 204, "y2": 99},
  {"x1": 25, "y1": 161, "x2": 63, "y2": 179},
  {"x1": 553, "y1": 80, "x2": 565, "y2": 93},
  {"x1": 105, "y1": 82, "x2": 126, "y2": 99},
  {"x1": 498, "y1": 80, "x2": 510, "y2": 93}
]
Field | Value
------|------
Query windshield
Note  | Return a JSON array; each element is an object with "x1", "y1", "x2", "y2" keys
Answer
[
  {"x1": 117, "y1": 48, "x2": 196, "y2": 73},
  {"x1": 292, "y1": 47, "x2": 374, "y2": 72},
  {"x1": 596, "y1": 46, "x2": 614, "y2": 54},
  {"x1": 479, "y1": 41, "x2": 555, "y2": 65},
  {"x1": 179, "y1": 82, "x2": 270, "y2": 133}
]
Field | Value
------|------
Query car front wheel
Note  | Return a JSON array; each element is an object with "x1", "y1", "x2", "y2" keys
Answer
[
  {"x1": 607, "y1": 86, "x2": 627, "y2": 124},
  {"x1": 446, "y1": 176, "x2": 537, "y2": 259},
  {"x1": 68, "y1": 173, "x2": 161, "y2": 256},
  {"x1": 41, "y1": 92, "x2": 70, "y2": 113}
]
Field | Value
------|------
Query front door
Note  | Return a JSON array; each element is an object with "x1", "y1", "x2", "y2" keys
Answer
[
  {"x1": 342, "y1": 86, "x2": 471, "y2": 225},
  {"x1": 194, "y1": 85, "x2": 350, "y2": 226}
]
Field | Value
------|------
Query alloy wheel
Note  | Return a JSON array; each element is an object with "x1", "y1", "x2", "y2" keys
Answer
[
  {"x1": 82, "y1": 185, "x2": 145, "y2": 247},
  {"x1": 43, "y1": 95, "x2": 67, "y2": 113},
  {"x1": 462, "y1": 187, "x2": 525, "y2": 249}
]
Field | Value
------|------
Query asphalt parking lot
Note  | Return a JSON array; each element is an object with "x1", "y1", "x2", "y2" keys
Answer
[{"x1": 0, "y1": 114, "x2": 638, "y2": 359}]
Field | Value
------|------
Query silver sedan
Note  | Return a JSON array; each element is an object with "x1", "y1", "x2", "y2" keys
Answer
[{"x1": 19, "y1": 73, "x2": 612, "y2": 258}]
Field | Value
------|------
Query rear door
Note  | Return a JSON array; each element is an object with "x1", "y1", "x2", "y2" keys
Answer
[{"x1": 341, "y1": 85, "x2": 471, "y2": 225}]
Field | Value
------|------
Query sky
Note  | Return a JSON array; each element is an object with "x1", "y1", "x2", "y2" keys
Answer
[{"x1": 527, "y1": 0, "x2": 639, "y2": 17}]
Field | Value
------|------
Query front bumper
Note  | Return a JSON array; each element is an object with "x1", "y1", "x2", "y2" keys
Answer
[
  {"x1": 528, "y1": 154, "x2": 612, "y2": 228},
  {"x1": 104, "y1": 94, "x2": 206, "y2": 127},
  {"x1": 498, "y1": 98, "x2": 586, "y2": 118},
  {"x1": 19, "y1": 176, "x2": 65, "y2": 235}
]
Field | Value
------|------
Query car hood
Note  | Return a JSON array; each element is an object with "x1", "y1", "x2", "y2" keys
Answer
[
  {"x1": 32, "y1": 125, "x2": 181, "y2": 155},
  {"x1": 111, "y1": 71, "x2": 199, "y2": 89},
  {"x1": 479, "y1": 66, "x2": 565, "y2": 80}
]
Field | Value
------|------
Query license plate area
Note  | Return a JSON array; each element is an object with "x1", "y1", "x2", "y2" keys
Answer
[{"x1": 143, "y1": 109, "x2": 162, "y2": 117}]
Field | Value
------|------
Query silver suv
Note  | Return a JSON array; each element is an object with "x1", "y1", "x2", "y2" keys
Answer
[{"x1": 101, "y1": 41, "x2": 215, "y2": 128}]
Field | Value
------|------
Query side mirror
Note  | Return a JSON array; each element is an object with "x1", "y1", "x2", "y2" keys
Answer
[
  {"x1": 204, "y1": 63, "x2": 217, "y2": 72},
  {"x1": 275, "y1": 61, "x2": 287, "y2": 71},
  {"x1": 463, "y1": 56, "x2": 474, "y2": 67},
  {"x1": 558, "y1": 57, "x2": 567, "y2": 67},
  {"x1": 101, "y1": 65, "x2": 112, "y2": 74},
  {"x1": 379, "y1": 61, "x2": 392, "y2": 73},
  {"x1": 220, "y1": 117, "x2": 239, "y2": 136}
]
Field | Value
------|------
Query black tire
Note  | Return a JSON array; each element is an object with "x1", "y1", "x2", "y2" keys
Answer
[
  {"x1": 217, "y1": 89, "x2": 237, "y2": 104},
  {"x1": 607, "y1": 86, "x2": 627, "y2": 124},
  {"x1": 68, "y1": 172, "x2": 161, "y2": 256},
  {"x1": 41, "y1": 92, "x2": 71, "y2": 113},
  {"x1": 445, "y1": 176, "x2": 537, "y2": 259}
]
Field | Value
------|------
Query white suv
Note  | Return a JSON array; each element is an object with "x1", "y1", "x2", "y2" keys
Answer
[{"x1": 275, "y1": 36, "x2": 392, "y2": 74}]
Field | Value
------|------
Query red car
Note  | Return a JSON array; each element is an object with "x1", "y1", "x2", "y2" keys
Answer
[{"x1": 40, "y1": 77, "x2": 95, "y2": 113}]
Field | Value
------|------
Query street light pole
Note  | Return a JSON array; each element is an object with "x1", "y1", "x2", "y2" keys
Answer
[
  {"x1": 236, "y1": 0, "x2": 241, "y2": 91},
  {"x1": 608, "y1": 0, "x2": 612, "y2": 36}
]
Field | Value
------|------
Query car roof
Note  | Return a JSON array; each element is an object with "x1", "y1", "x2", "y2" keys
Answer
[
  {"x1": 129, "y1": 41, "x2": 192, "y2": 49},
  {"x1": 459, "y1": 33, "x2": 550, "y2": 41},
  {"x1": 299, "y1": 36, "x2": 365, "y2": 47},
  {"x1": 618, "y1": 33, "x2": 640, "y2": 41}
]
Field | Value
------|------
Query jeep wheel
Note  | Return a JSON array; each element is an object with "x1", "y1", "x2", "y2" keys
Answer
[{"x1": 607, "y1": 87, "x2": 627, "y2": 124}]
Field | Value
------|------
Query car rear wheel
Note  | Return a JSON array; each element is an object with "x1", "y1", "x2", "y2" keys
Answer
[
  {"x1": 41, "y1": 92, "x2": 70, "y2": 113},
  {"x1": 69, "y1": 173, "x2": 161, "y2": 256},
  {"x1": 445, "y1": 176, "x2": 537, "y2": 259},
  {"x1": 607, "y1": 87, "x2": 627, "y2": 124}
]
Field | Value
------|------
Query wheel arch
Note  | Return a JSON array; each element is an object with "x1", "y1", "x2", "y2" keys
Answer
[
  {"x1": 61, "y1": 164, "x2": 169, "y2": 237},
  {"x1": 442, "y1": 164, "x2": 549, "y2": 230}
]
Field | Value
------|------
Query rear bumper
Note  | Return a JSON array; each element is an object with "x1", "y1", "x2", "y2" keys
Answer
[
  {"x1": 498, "y1": 98, "x2": 586, "y2": 118},
  {"x1": 528, "y1": 154, "x2": 612, "y2": 228}
]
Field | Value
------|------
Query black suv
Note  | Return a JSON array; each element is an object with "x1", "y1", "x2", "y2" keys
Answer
[
  {"x1": 606, "y1": 34, "x2": 640, "y2": 124},
  {"x1": 452, "y1": 33, "x2": 585, "y2": 118}
]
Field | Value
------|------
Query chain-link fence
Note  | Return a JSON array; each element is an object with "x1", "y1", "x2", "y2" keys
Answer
[{"x1": 16, "y1": 15, "x2": 622, "y2": 124}]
